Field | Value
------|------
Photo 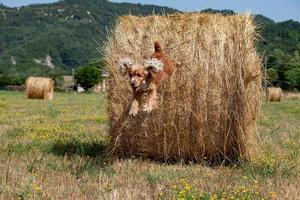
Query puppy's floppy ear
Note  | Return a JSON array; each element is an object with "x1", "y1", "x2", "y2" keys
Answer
[
  {"x1": 118, "y1": 58, "x2": 133, "y2": 75},
  {"x1": 144, "y1": 58, "x2": 164, "y2": 73}
]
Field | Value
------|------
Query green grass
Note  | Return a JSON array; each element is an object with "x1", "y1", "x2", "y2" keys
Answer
[{"x1": 0, "y1": 91, "x2": 299, "y2": 199}]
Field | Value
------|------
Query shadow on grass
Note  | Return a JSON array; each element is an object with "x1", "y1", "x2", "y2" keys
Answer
[
  {"x1": 47, "y1": 139, "x2": 116, "y2": 177},
  {"x1": 48, "y1": 140, "x2": 241, "y2": 168},
  {"x1": 108, "y1": 150, "x2": 245, "y2": 167},
  {"x1": 49, "y1": 139, "x2": 109, "y2": 158},
  {"x1": 4, "y1": 139, "x2": 114, "y2": 177}
]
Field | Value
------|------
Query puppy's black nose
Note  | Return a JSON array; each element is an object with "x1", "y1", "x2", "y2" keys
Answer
[{"x1": 131, "y1": 83, "x2": 135, "y2": 87}]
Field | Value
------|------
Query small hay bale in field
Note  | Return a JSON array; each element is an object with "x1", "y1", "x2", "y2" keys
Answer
[
  {"x1": 25, "y1": 77, "x2": 54, "y2": 100},
  {"x1": 266, "y1": 87, "x2": 282, "y2": 102},
  {"x1": 105, "y1": 13, "x2": 262, "y2": 162}
]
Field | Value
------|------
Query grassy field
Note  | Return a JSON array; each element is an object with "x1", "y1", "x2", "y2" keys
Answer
[{"x1": 0, "y1": 91, "x2": 299, "y2": 200}]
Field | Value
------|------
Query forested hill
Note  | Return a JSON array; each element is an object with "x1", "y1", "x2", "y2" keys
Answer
[
  {"x1": 0, "y1": 0, "x2": 177, "y2": 84},
  {"x1": 257, "y1": 17, "x2": 300, "y2": 90},
  {"x1": 0, "y1": 2, "x2": 299, "y2": 89}
]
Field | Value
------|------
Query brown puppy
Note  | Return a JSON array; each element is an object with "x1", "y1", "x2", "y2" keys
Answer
[{"x1": 119, "y1": 42, "x2": 175, "y2": 116}]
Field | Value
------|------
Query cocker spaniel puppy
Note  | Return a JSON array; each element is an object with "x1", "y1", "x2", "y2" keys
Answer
[{"x1": 118, "y1": 42, "x2": 175, "y2": 116}]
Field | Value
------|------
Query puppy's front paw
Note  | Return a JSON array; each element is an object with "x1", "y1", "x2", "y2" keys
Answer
[
  {"x1": 129, "y1": 107, "x2": 138, "y2": 116},
  {"x1": 143, "y1": 104, "x2": 153, "y2": 113}
]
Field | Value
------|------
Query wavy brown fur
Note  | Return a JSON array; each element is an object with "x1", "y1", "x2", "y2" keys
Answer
[{"x1": 105, "y1": 13, "x2": 262, "y2": 162}]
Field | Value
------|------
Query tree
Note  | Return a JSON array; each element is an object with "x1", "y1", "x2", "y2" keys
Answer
[
  {"x1": 285, "y1": 50, "x2": 300, "y2": 90},
  {"x1": 0, "y1": 73, "x2": 11, "y2": 86},
  {"x1": 285, "y1": 68, "x2": 300, "y2": 90},
  {"x1": 266, "y1": 49, "x2": 289, "y2": 88},
  {"x1": 266, "y1": 68, "x2": 278, "y2": 84},
  {"x1": 74, "y1": 65, "x2": 102, "y2": 90}
]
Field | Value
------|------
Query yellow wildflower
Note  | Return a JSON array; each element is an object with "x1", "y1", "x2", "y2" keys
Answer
[
  {"x1": 179, "y1": 179, "x2": 186, "y2": 184},
  {"x1": 269, "y1": 191, "x2": 276, "y2": 199}
]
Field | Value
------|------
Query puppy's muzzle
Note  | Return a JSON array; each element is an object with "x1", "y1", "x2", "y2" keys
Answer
[{"x1": 131, "y1": 82, "x2": 137, "y2": 88}]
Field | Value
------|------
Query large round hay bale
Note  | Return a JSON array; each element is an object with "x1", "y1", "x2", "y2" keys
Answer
[
  {"x1": 266, "y1": 87, "x2": 282, "y2": 102},
  {"x1": 25, "y1": 77, "x2": 54, "y2": 100},
  {"x1": 105, "y1": 13, "x2": 262, "y2": 161}
]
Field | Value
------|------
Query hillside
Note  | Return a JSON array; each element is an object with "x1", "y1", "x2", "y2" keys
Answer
[
  {"x1": 0, "y1": 0, "x2": 177, "y2": 84},
  {"x1": 0, "y1": 2, "x2": 300, "y2": 89},
  {"x1": 258, "y1": 19, "x2": 300, "y2": 90}
]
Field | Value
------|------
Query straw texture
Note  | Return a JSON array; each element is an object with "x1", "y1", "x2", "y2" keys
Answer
[
  {"x1": 266, "y1": 87, "x2": 282, "y2": 102},
  {"x1": 25, "y1": 77, "x2": 54, "y2": 100}
]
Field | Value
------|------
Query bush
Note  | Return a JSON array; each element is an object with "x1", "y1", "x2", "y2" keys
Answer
[
  {"x1": 0, "y1": 73, "x2": 25, "y2": 86},
  {"x1": 0, "y1": 74, "x2": 11, "y2": 86},
  {"x1": 285, "y1": 68, "x2": 300, "y2": 90},
  {"x1": 74, "y1": 65, "x2": 102, "y2": 90}
]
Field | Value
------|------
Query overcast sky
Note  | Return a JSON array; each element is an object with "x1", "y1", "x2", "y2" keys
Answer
[{"x1": 0, "y1": 0, "x2": 299, "y2": 22}]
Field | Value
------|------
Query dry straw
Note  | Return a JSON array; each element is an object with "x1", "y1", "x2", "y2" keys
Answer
[
  {"x1": 25, "y1": 77, "x2": 54, "y2": 100},
  {"x1": 105, "y1": 13, "x2": 262, "y2": 162},
  {"x1": 266, "y1": 87, "x2": 282, "y2": 102}
]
